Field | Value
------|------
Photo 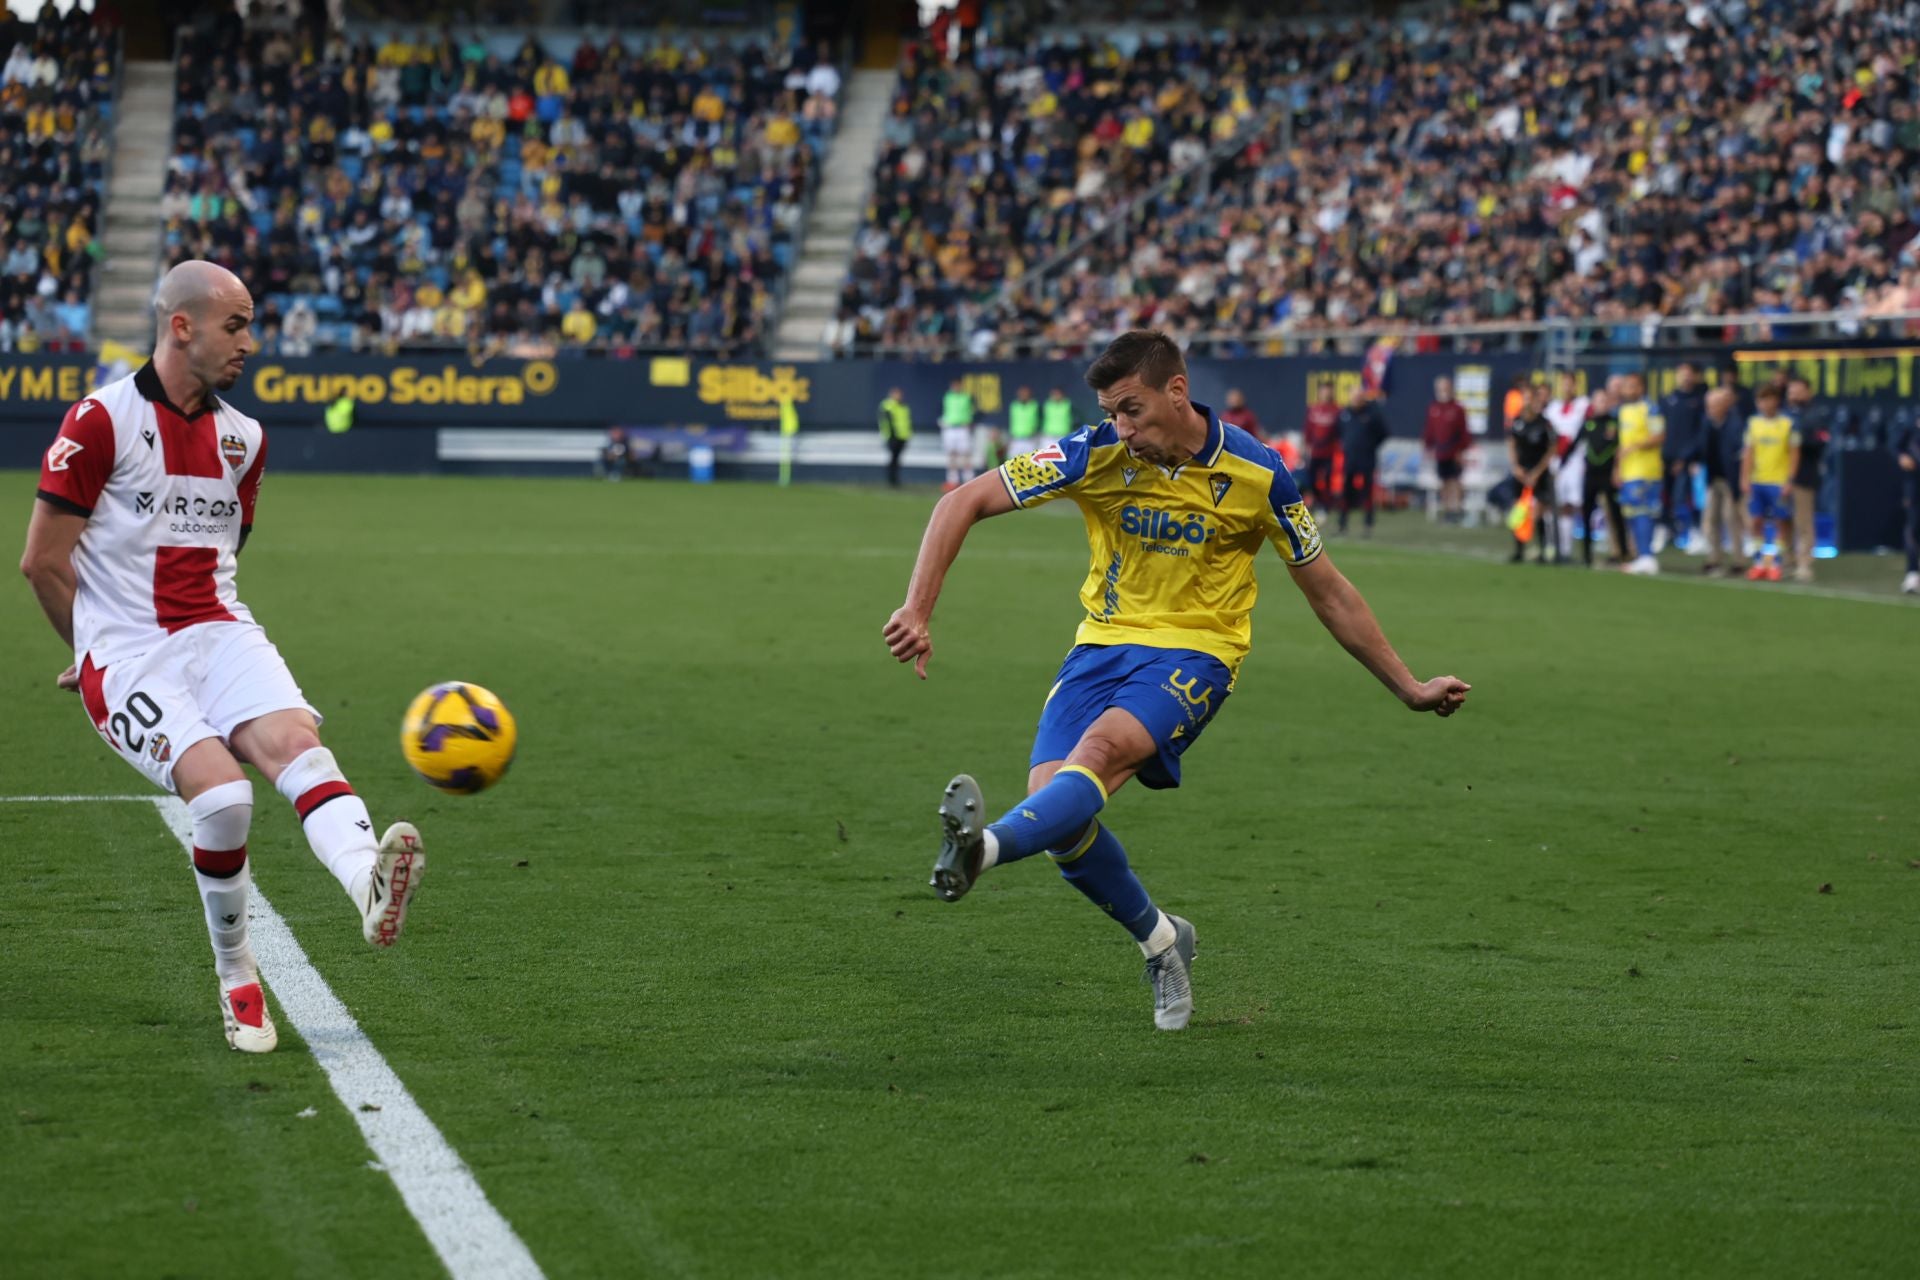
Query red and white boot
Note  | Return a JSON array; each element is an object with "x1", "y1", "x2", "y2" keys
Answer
[
  {"x1": 220, "y1": 976, "x2": 278, "y2": 1053},
  {"x1": 360, "y1": 822, "x2": 425, "y2": 948}
]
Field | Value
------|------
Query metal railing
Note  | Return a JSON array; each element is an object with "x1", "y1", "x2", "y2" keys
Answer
[{"x1": 840, "y1": 307, "x2": 1920, "y2": 363}]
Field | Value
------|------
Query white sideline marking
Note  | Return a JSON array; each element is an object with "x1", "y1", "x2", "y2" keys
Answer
[
  {"x1": 149, "y1": 798, "x2": 544, "y2": 1280},
  {"x1": 11, "y1": 794, "x2": 543, "y2": 1280}
]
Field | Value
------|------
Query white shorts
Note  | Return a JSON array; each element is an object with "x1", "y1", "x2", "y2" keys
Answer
[
  {"x1": 77, "y1": 621, "x2": 321, "y2": 793},
  {"x1": 941, "y1": 426, "x2": 974, "y2": 457},
  {"x1": 1007, "y1": 437, "x2": 1039, "y2": 456},
  {"x1": 1554, "y1": 453, "x2": 1586, "y2": 508}
]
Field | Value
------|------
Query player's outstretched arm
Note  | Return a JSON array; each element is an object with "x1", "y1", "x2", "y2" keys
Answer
[
  {"x1": 20, "y1": 498, "x2": 88, "y2": 688},
  {"x1": 1286, "y1": 553, "x2": 1470, "y2": 717},
  {"x1": 883, "y1": 471, "x2": 1018, "y2": 679}
]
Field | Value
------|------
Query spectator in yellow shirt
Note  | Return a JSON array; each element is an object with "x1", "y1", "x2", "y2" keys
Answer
[
  {"x1": 448, "y1": 271, "x2": 487, "y2": 314},
  {"x1": 560, "y1": 300, "x2": 597, "y2": 346},
  {"x1": 765, "y1": 114, "x2": 800, "y2": 149},
  {"x1": 692, "y1": 86, "x2": 726, "y2": 122}
]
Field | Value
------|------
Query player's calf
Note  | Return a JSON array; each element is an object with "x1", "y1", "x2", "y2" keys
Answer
[
  {"x1": 274, "y1": 746, "x2": 423, "y2": 946},
  {"x1": 187, "y1": 778, "x2": 257, "y2": 987}
]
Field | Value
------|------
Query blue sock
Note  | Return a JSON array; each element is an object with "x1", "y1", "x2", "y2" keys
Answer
[
  {"x1": 1631, "y1": 514, "x2": 1655, "y2": 557},
  {"x1": 1050, "y1": 820, "x2": 1159, "y2": 942},
  {"x1": 986, "y1": 766, "x2": 1106, "y2": 866}
]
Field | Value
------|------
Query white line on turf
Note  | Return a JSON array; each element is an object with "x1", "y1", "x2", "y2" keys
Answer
[
  {"x1": 7, "y1": 793, "x2": 543, "y2": 1280},
  {"x1": 146, "y1": 797, "x2": 545, "y2": 1280}
]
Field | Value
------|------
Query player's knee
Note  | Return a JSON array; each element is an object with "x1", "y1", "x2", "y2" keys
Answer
[
  {"x1": 186, "y1": 777, "x2": 253, "y2": 860},
  {"x1": 1068, "y1": 732, "x2": 1132, "y2": 779}
]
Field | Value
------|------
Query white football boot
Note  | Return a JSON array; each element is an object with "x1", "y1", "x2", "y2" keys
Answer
[
  {"x1": 361, "y1": 822, "x2": 425, "y2": 948},
  {"x1": 220, "y1": 975, "x2": 278, "y2": 1053},
  {"x1": 1143, "y1": 915, "x2": 1198, "y2": 1031}
]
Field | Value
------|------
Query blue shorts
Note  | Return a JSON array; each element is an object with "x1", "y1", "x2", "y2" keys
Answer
[
  {"x1": 1030, "y1": 644, "x2": 1233, "y2": 790},
  {"x1": 1748, "y1": 482, "x2": 1790, "y2": 521},
  {"x1": 1619, "y1": 479, "x2": 1660, "y2": 518}
]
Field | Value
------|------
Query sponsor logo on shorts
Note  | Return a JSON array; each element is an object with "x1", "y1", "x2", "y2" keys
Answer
[{"x1": 1163, "y1": 668, "x2": 1215, "y2": 722}]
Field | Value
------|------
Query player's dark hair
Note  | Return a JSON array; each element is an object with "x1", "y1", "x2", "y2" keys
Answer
[{"x1": 1085, "y1": 330, "x2": 1186, "y2": 392}]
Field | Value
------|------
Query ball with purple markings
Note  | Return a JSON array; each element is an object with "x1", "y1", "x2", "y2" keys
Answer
[{"x1": 400, "y1": 682, "x2": 517, "y2": 794}]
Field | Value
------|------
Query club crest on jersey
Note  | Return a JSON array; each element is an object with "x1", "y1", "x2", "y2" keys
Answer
[
  {"x1": 221, "y1": 434, "x2": 247, "y2": 469},
  {"x1": 1122, "y1": 466, "x2": 1138, "y2": 487},
  {"x1": 46, "y1": 437, "x2": 84, "y2": 471},
  {"x1": 1032, "y1": 441, "x2": 1067, "y2": 464},
  {"x1": 1210, "y1": 475, "x2": 1233, "y2": 507}
]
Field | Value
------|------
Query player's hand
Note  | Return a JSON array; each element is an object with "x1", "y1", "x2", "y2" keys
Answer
[
  {"x1": 1900, "y1": 454, "x2": 1916, "y2": 472},
  {"x1": 883, "y1": 606, "x2": 933, "y2": 679},
  {"x1": 1405, "y1": 675, "x2": 1470, "y2": 717},
  {"x1": 55, "y1": 664, "x2": 79, "y2": 692}
]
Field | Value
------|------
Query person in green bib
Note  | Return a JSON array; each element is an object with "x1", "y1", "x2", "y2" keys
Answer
[
  {"x1": 1041, "y1": 387, "x2": 1076, "y2": 448},
  {"x1": 939, "y1": 378, "x2": 976, "y2": 491},
  {"x1": 1007, "y1": 386, "x2": 1041, "y2": 457},
  {"x1": 878, "y1": 387, "x2": 913, "y2": 488}
]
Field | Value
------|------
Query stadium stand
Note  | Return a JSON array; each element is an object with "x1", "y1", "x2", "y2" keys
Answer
[
  {"x1": 0, "y1": 7, "x2": 118, "y2": 353},
  {"x1": 840, "y1": 0, "x2": 1920, "y2": 358},
  {"x1": 165, "y1": 21, "x2": 840, "y2": 355}
]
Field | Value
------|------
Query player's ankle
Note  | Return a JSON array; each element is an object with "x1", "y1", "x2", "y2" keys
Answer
[{"x1": 1138, "y1": 910, "x2": 1176, "y2": 957}]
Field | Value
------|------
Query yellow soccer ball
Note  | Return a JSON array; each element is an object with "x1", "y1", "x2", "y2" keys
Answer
[{"x1": 400, "y1": 682, "x2": 517, "y2": 794}]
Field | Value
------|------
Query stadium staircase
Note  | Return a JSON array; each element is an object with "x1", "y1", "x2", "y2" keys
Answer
[
  {"x1": 94, "y1": 60, "x2": 175, "y2": 351},
  {"x1": 771, "y1": 67, "x2": 895, "y2": 361}
]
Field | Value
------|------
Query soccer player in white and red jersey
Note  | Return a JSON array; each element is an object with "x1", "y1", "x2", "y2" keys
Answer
[{"x1": 18, "y1": 261, "x2": 424, "y2": 1055}]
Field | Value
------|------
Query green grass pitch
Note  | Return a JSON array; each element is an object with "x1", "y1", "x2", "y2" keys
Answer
[{"x1": 3, "y1": 472, "x2": 1916, "y2": 1277}]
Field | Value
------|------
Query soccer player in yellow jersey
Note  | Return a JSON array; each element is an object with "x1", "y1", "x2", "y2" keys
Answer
[
  {"x1": 1612, "y1": 372, "x2": 1666, "y2": 575},
  {"x1": 882, "y1": 331, "x2": 1471, "y2": 1031},
  {"x1": 1741, "y1": 384, "x2": 1800, "y2": 582}
]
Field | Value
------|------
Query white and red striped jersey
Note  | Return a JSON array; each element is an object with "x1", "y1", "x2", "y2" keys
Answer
[{"x1": 36, "y1": 363, "x2": 267, "y2": 667}]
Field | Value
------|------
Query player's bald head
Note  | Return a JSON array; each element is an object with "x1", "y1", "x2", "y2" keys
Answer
[{"x1": 153, "y1": 260, "x2": 249, "y2": 325}]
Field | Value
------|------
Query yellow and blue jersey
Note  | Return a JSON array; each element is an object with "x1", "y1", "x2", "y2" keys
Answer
[
  {"x1": 1744, "y1": 413, "x2": 1799, "y2": 486},
  {"x1": 1617, "y1": 400, "x2": 1665, "y2": 482},
  {"x1": 996, "y1": 405, "x2": 1322, "y2": 670}
]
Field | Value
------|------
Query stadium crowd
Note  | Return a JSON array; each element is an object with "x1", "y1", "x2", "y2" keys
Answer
[
  {"x1": 838, "y1": 0, "x2": 1920, "y2": 358},
  {"x1": 0, "y1": 6, "x2": 117, "y2": 353},
  {"x1": 165, "y1": 18, "x2": 840, "y2": 355}
]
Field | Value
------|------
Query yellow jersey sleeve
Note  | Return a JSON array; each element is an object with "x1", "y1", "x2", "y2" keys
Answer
[
  {"x1": 999, "y1": 425, "x2": 1096, "y2": 508},
  {"x1": 1256, "y1": 455, "x2": 1324, "y2": 566}
]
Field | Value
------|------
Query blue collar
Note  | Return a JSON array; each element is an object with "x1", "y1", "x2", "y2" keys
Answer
[{"x1": 1189, "y1": 401, "x2": 1226, "y2": 469}]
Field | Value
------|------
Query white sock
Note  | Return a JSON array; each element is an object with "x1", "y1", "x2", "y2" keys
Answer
[
  {"x1": 979, "y1": 828, "x2": 1000, "y2": 870},
  {"x1": 274, "y1": 746, "x2": 378, "y2": 901},
  {"x1": 188, "y1": 779, "x2": 256, "y2": 985},
  {"x1": 1139, "y1": 910, "x2": 1176, "y2": 958}
]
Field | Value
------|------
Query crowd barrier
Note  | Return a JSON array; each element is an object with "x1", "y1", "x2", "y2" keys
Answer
[{"x1": 0, "y1": 349, "x2": 1909, "y2": 549}]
